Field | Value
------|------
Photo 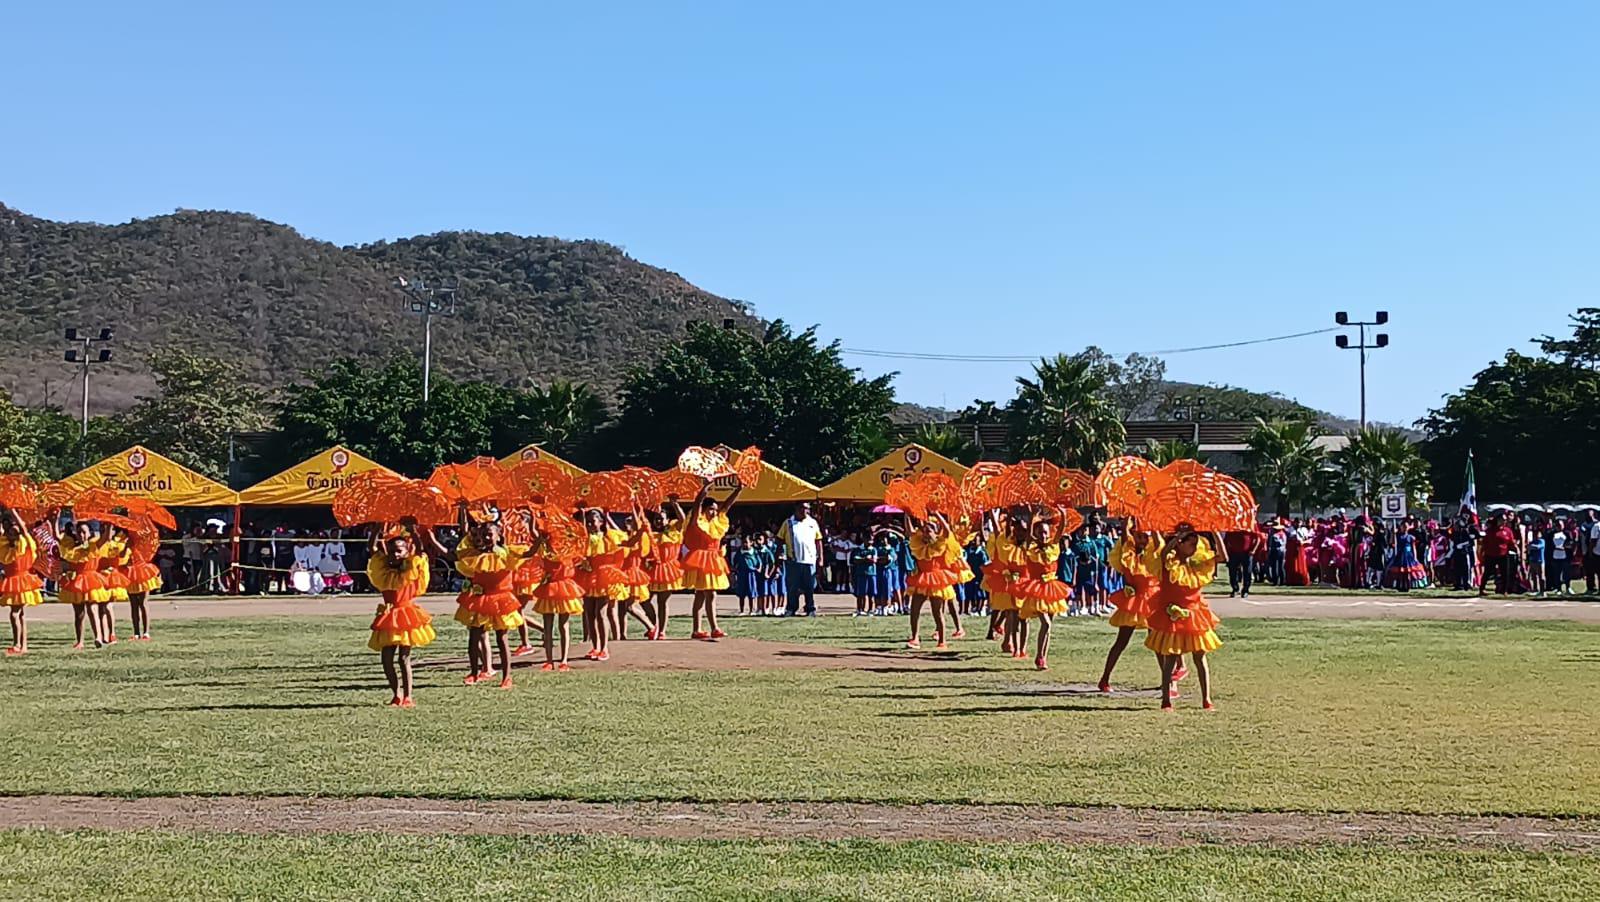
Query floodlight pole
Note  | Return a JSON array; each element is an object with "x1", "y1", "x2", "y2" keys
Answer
[
  {"x1": 63, "y1": 328, "x2": 114, "y2": 464},
  {"x1": 397, "y1": 278, "x2": 459, "y2": 406},
  {"x1": 1334, "y1": 312, "x2": 1390, "y2": 431}
]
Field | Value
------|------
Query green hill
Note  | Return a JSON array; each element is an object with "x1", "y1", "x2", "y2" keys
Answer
[{"x1": 0, "y1": 204, "x2": 757, "y2": 409}]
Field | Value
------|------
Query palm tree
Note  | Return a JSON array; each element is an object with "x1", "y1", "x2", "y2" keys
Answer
[
  {"x1": 1008, "y1": 355, "x2": 1126, "y2": 469},
  {"x1": 909, "y1": 424, "x2": 980, "y2": 466},
  {"x1": 1141, "y1": 438, "x2": 1202, "y2": 466},
  {"x1": 512, "y1": 379, "x2": 607, "y2": 451},
  {"x1": 1333, "y1": 426, "x2": 1432, "y2": 512},
  {"x1": 1244, "y1": 417, "x2": 1333, "y2": 516}
]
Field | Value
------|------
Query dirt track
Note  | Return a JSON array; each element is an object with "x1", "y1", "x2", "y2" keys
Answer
[
  {"x1": 19, "y1": 589, "x2": 1600, "y2": 624},
  {"x1": 2, "y1": 796, "x2": 1596, "y2": 852}
]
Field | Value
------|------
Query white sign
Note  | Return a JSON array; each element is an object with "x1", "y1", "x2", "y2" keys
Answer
[{"x1": 1379, "y1": 493, "x2": 1407, "y2": 520}]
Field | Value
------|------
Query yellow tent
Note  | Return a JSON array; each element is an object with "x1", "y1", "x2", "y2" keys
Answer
[
  {"x1": 496, "y1": 444, "x2": 588, "y2": 478},
  {"x1": 816, "y1": 444, "x2": 969, "y2": 503},
  {"x1": 707, "y1": 460, "x2": 820, "y2": 503},
  {"x1": 57, "y1": 445, "x2": 239, "y2": 507},
  {"x1": 238, "y1": 446, "x2": 397, "y2": 506}
]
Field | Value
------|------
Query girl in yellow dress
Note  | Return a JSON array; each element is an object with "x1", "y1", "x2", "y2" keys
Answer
[
  {"x1": 1144, "y1": 526, "x2": 1223, "y2": 710},
  {"x1": 0, "y1": 508, "x2": 44, "y2": 656},
  {"x1": 683, "y1": 483, "x2": 741, "y2": 640},
  {"x1": 530, "y1": 516, "x2": 584, "y2": 672},
  {"x1": 580, "y1": 509, "x2": 629, "y2": 661},
  {"x1": 905, "y1": 514, "x2": 959, "y2": 650},
  {"x1": 510, "y1": 551, "x2": 545, "y2": 659},
  {"x1": 1013, "y1": 517, "x2": 1073, "y2": 671},
  {"x1": 366, "y1": 525, "x2": 437, "y2": 707},
  {"x1": 442, "y1": 520, "x2": 528, "y2": 689},
  {"x1": 941, "y1": 519, "x2": 976, "y2": 641},
  {"x1": 122, "y1": 524, "x2": 164, "y2": 641},
  {"x1": 55, "y1": 520, "x2": 109, "y2": 649},
  {"x1": 1098, "y1": 523, "x2": 1165, "y2": 693},
  {"x1": 646, "y1": 501, "x2": 687, "y2": 639},
  {"x1": 94, "y1": 526, "x2": 130, "y2": 645},
  {"x1": 618, "y1": 507, "x2": 658, "y2": 640}
]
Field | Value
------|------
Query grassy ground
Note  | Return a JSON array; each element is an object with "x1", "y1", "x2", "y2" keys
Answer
[
  {"x1": 1, "y1": 614, "x2": 1596, "y2": 815},
  {"x1": 1, "y1": 831, "x2": 1595, "y2": 901}
]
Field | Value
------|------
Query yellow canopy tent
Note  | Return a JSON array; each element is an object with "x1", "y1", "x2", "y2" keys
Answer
[
  {"x1": 816, "y1": 443, "x2": 969, "y2": 503},
  {"x1": 56, "y1": 445, "x2": 239, "y2": 507},
  {"x1": 238, "y1": 446, "x2": 397, "y2": 506},
  {"x1": 707, "y1": 459, "x2": 820, "y2": 503},
  {"x1": 496, "y1": 444, "x2": 588, "y2": 478}
]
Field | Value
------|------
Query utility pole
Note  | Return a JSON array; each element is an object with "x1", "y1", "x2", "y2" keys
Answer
[
  {"x1": 397, "y1": 278, "x2": 459, "y2": 405},
  {"x1": 1334, "y1": 312, "x2": 1389, "y2": 430},
  {"x1": 63, "y1": 327, "x2": 114, "y2": 462}
]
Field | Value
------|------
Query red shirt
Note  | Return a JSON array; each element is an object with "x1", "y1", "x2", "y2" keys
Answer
[
  {"x1": 1223, "y1": 531, "x2": 1264, "y2": 556},
  {"x1": 1482, "y1": 526, "x2": 1516, "y2": 558}
]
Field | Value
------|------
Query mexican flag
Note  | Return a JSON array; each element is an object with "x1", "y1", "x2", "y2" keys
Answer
[{"x1": 1460, "y1": 451, "x2": 1477, "y2": 516}]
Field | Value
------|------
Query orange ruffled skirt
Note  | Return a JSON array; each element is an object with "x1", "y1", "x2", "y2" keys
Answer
[
  {"x1": 1144, "y1": 599, "x2": 1223, "y2": 655},
  {"x1": 513, "y1": 559, "x2": 545, "y2": 604},
  {"x1": 369, "y1": 602, "x2": 437, "y2": 650},
  {"x1": 533, "y1": 576, "x2": 584, "y2": 616},
  {"x1": 907, "y1": 565, "x2": 957, "y2": 602},
  {"x1": 0, "y1": 571, "x2": 44, "y2": 608},
  {"x1": 454, "y1": 588, "x2": 525, "y2": 631},
  {"x1": 681, "y1": 549, "x2": 730, "y2": 592},
  {"x1": 622, "y1": 561, "x2": 651, "y2": 603},
  {"x1": 649, "y1": 545, "x2": 684, "y2": 594},
  {"x1": 125, "y1": 562, "x2": 163, "y2": 597},
  {"x1": 983, "y1": 568, "x2": 1018, "y2": 612},
  {"x1": 1108, "y1": 577, "x2": 1156, "y2": 630},
  {"x1": 1015, "y1": 577, "x2": 1072, "y2": 618},
  {"x1": 583, "y1": 564, "x2": 630, "y2": 603},
  {"x1": 58, "y1": 570, "x2": 109, "y2": 606}
]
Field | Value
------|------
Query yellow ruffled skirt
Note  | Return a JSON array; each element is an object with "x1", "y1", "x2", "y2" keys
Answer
[
  {"x1": 533, "y1": 596, "x2": 583, "y2": 616},
  {"x1": 368, "y1": 623, "x2": 437, "y2": 651},
  {"x1": 1108, "y1": 608, "x2": 1147, "y2": 629},
  {"x1": 1144, "y1": 628, "x2": 1222, "y2": 655}
]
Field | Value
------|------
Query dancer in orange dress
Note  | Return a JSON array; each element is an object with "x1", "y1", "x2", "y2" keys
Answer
[
  {"x1": 1098, "y1": 522, "x2": 1165, "y2": 693},
  {"x1": 683, "y1": 482, "x2": 741, "y2": 640},
  {"x1": 366, "y1": 524, "x2": 437, "y2": 707},
  {"x1": 580, "y1": 509, "x2": 629, "y2": 660},
  {"x1": 942, "y1": 520, "x2": 975, "y2": 640},
  {"x1": 980, "y1": 512, "x2": 1019, "y2": 649},
  {"x1": 905, "y1": 514, "x2": 959, "y2": 650},
  {"x1": 510, "y1": 551, "x2": 545, "y2": 658},
  {"x1": 54, "y1": 520, "x2": 108, "y2": 649},
  {"x1": 530, "y1": 518, "x2": 584, "y2": 672},
  {"x1": 1144, "y1": 526, "x2": 1223, "y2": 710},
  {"x1": 617, "y1": 507, "x2": 658, "y2": 640},
  {"x1": 440, "y1": 519, "x2": 528, "y2": 689},
  {"x1": 121, "y1": 525, "x2": 163, "y2": 642},
  {"x1": 0, "y1": 507, "x2": 44, "y2": 656},
  {"x1": 1013, "y1": 516, "x2": 1072, "y2": 670},
  {"x1": 646, "y1": 501, "x2": 686, "y2": 640},
  {"x1": 93, "y1": 526, "x2": 129, "y2": 645}
]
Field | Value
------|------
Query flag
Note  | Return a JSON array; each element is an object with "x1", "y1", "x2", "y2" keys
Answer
[{"x1": 1460, "y1": 451, "x2": 1477, "y2": 515}]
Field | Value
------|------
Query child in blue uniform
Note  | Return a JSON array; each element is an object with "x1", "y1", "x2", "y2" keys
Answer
[
  {"x1": 735, "y1": 537, "x2": 763, "y2": 615},
  {"x1": 850, "y1": 542, "x2": 878, "y2": 616},
  {"x1": 963, "y1": 536, "x2": 989, "y2": 615}
]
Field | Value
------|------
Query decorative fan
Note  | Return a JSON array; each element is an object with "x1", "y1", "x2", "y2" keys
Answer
[
  {"x1": 501, "y1": 506, "x2": 533, "y2": 547},
  {"x1": 733, "y1": 446, "x2": 764, "y2": 489},
  {"x1": 1038, "y1": 505, "x2": 1086, "y2": 537},
  {"x1": 883, "y1": 478, "x2": 926, "y2": 520},
  {"x1": 333, "y1": 471, "x2": 455, "y2": 527},
  {"x1": 0, "y1": 474, "x2": 41, "y2": 514},
  {"x1": 95, "y1": 512, "x2": 162, "y2": 561},
  {"x1": 535, "y1": 505, "x2": 587, "y2": 560},
  {"x1": 428, "y1": 457, "x2": 513, "y2": 505},
  {"x1": 574, "y1": 472, "x2": 633, "y2": 512},
  {"x1": 29, "y1": 520, "x2": 60, "y2": 580},
  {"x1": 960, "y1": 462, "x2": 1007, "y2": 516},
  {"x1": 509, "y1": 460, "x2": 576, "y2": 508},
  {"x1": 677, "y1": 446, "x2": 733, "y2": 480},
  {"x1": 1096, "y1": 456, "x2": 1160, "y2": 518},
  {"x1": 656, "y1": 469, "x2": 704, "y2": 502},
  {"x1": 992, "y1": 464, "x2": 1054, "y2": 508},
  {"x1": 70, "y1": 490, "x2": 177, "y2": 531},
  {"x1": 1134, "y1": 470, "x2": 1258, "y2": 534},
  {"x1": 617, "y1": 466, "x2": 663, "y2": 508},
  {"x1": 915, "y1": 472, "x2": 962, "y2": 516},
  {"x1": 1052, "y1": 469, "x2": 1097, "y2": 509}
]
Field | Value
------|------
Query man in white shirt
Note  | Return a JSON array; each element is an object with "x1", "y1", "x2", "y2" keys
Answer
[{"x1": 777, "y1": 501, "x2": 824, "y2": 616}]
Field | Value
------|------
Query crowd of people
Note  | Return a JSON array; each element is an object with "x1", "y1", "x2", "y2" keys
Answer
[{"x1": 1218, "y1": 510, "x2": 1600, "y2": 597}]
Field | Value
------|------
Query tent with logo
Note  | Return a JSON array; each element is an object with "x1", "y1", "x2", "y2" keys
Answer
[
  {"x1": 707, "y1": 459, "x2": 820, "y2": 503},
  {"x1": 56, "y1": 445, "x2": 239, "y2": 507},
  {"x1": 816, "y1": 444, "x2": 969, "y2": 503},
  {"x1": 238, "y1": 446, "x2": 398, "y2": 506},
  {"x1": 496, "y1": 444, "x2": 588, "y2": 478}
]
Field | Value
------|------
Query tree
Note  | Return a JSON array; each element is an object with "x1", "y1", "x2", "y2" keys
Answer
[
  {"x1": 604, "y1": 320, "x2": 897, "y2": 483},
  {"x1": 1422, "y1": 311, "x2": 1600, "y2": 500},
  {"x1": 1244, "y1": 417, "x2": 1334, "y2": 516},
  {"x1": 494, "y1": 379, "x2": 608, "y2": 455},
  {"x1": 1073, "y1": 347, "x2": 1168, "y2": 417},
  {"x1": 113, "y1": 350, "x2": 273, "y2": 479},
  {"x1": 0, "y1": 393, "x2": 83, "y2": 479},
  {"x1": 1140, "y1": 438, "x2": 1202, "y2": 466},
  {"x1": 1334, "y1": 427, "x2": 1431, "y2": 511},
  {"x1": 1154, "y1": 384, "x2": 1317, "y2": 423},
  {"x1": 1007, "y1": 354, "x2": 1127, "y2": 469},
  {"x1": 909, "y1": 424, "x2": 980, "y2": 466}
]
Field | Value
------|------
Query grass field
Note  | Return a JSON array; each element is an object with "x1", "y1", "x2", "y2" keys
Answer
[
  {"x1": 1, "y1": 831, "x2": 1595, "y2": 901},
  {"x1": 1, "y1": 613, "x2": 1596, "y2": 815}
]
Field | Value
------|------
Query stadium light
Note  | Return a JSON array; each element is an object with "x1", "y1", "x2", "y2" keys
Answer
[
  {"x1": 396, "y1": 277, "x2": 459, "y2": 405},
  {"x1": 63, "y1": 325, "x2": 116, "y2": 457},
  {"x1": 1333, "y1": 313, "x2": 1391, "y2": 431}
]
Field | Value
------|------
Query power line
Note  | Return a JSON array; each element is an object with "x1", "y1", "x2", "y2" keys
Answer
[{"x1": 841, "y1": 326, "x2": 1341, "y2": 363}]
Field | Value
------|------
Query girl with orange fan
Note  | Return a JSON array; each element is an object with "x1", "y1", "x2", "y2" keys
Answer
[
  {"x1": 445, "y1": 519, "x2": 530, "y2": 689},
  {"x1": 646, "y1": 497, "x2": 687, "y2": 639},
  {"x1": 530, "y1": 509, "x2": 584, "y2": 672},
  {"x1": 94, "y1": 525, "x2": 130, "y2": 645},
  {"x1": 683, "y1": 481, "x2": 741, "y2": 640},
  {"x1": 617, "y1": 506, "x2": 659, "y2": 641},
  {"x1": 510, "y1": 550, "x2": 545, "y2": 659},
  {"x1": 580, "y1": 508, "x2": 630, "y2": 660},
  {"x1": 1013, "y1": 516, "x2": 1073, "y2": 670},
  {"x1": 122, "y1": 523, "x2": 164, "y2": 642},
  {"x1": 904, "y1": 513, "x2": 960, "y2": 650},
  {"x1": 1145, "y1": 525, "x2": 1223, "y2": 710},
  {"x1": 54, "y1": 520, "x2": 109, "y2": 649},
  {"x1": 0, "y1": 507, "x2": 44, "y2": 656},
  {"x1": 1097, "y1": 521, "x2": 1165, "y2": 694},
  {"x1": 366, "y1": 524, "x2": 437, "y2": 707}
]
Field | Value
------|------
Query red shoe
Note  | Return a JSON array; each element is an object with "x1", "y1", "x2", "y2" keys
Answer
[
  {"x1": 4, "y1": 647, "x2": 21, "y2": 657},
  {"x1": 1161, "y1": 702, "x2": 1174, "y2": 712},
  {"x1": 499, "y1": 677, "x2": 514, "y2": 690},
  {"x1": 952, "y1": 629, "x2": 966, "y2": 639},
  {"x1": 1098, "y1": 680, "x2": 1111, "y2": 694},
  {"x1": 691, "y1": 631, "x2": 710, "y2": 640},
  {"x1": 710, "y1": 629, "x2": 726, "y2": 639},
  {"x1": 462, "y1": 673, "x2": 481, "y2": 686},
  {"x1": 645, "y1": 629, "x2": 658, "y2": 640},
  {"x1": 107, "y1": 634, "x2": 118, "y2": 644},
  {"x1": 994, "y1": 624, "x2": 1006, "y2": 636},
  {"x1": 1012, "y1": 650, "x2": 1027, "y2": 660},
  {"x1": 386, "y1": 696, "x2": 403, "y2": 707},
  {"x1": 1173, "y1": 665, "x2": 1189, "y2": 682},
  {"x1": 513, "y1": 644, "x2": 533, "y2": 657},
  {"x1": 584, "y1": 649, "x2": 601, "y2": 660},
  {"x1": 905, "y1": 638, "x2": 921, "y2": 649},
  {"x1": 1168, "y1": 686, "x2": 1180, "y2": 699},
  {"x1": 597, "y1": 651, "x2": 611, "y2": 661},
  {"x1": 400, "y1": 697, "x2": 416, "y2": 709},
  {"x1": 71, "y1": 642, "x2": 84, "y2": 650},
  {"x1": 1202, "y1": 701, "x2": 1215, "y2": 711},
  {"x1": 1035, "y1": 656, "x2": 1048, "y2": 671},
  {"x1": 540, "y1": 662, "x2": 555, "y2": 672},
  {"x1": 557, "y1": 662, "x2": 572, "y2": 672},
  {"x1": 935, "y1": 641, "x2": 949, "y2": 650},
  {"x1": 653, "y1": 631, "x2": 666, "y2": 641}
]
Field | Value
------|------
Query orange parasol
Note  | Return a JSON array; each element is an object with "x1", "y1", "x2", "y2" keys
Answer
[
  {"x1": 883, "y1": 478, "x2": 926, "y2": 520},
  {"x1": 534, "y1": 504, "x2": 587, "y2": 561},
  {"x1": 677, "y1": 446, "x2": 733, "y2": 480},
  {"x1": 617, "y1": 466, "x2": 663, "y2": 509},
  {"x1": 333, "y1": 471, "x2": 455, "y2": 527},
  {"x1": 1095, "y1": 456, "x2": 1160, "y2": 518},
  {"x1": 1134, "y1": 469, "x2": 1258, "y2": 534},
  {"x1": 574, "y1": 472, "x2": 633, "y2": 512},
  {"x1": 733, "y1": 446, "x2": 764, "y2": 489},
  {"x1": 508, "y1": 460, "x2": 576, "y2": 508},
  {"x1": 428, "y1": 457, "x2": 513, "y2": 505},
  {"x1": 656, "y1": 469, "x2": 704, "y2": 502},
  {"x1": 960, "y1": 462, "x2": 1007, "y2": 516}
]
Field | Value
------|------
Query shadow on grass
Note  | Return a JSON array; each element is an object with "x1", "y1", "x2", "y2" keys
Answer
[
  {"x1": 880, "y1": 702, "x2": 1143, "y2": 717},
  {"x1": 147, "y1": 701, "x2": 364, "y2": 712}
]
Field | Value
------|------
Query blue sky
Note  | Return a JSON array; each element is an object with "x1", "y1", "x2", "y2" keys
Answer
[{"x1": 6, "y1": 2, "x2": 1598, "y2": 425}]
